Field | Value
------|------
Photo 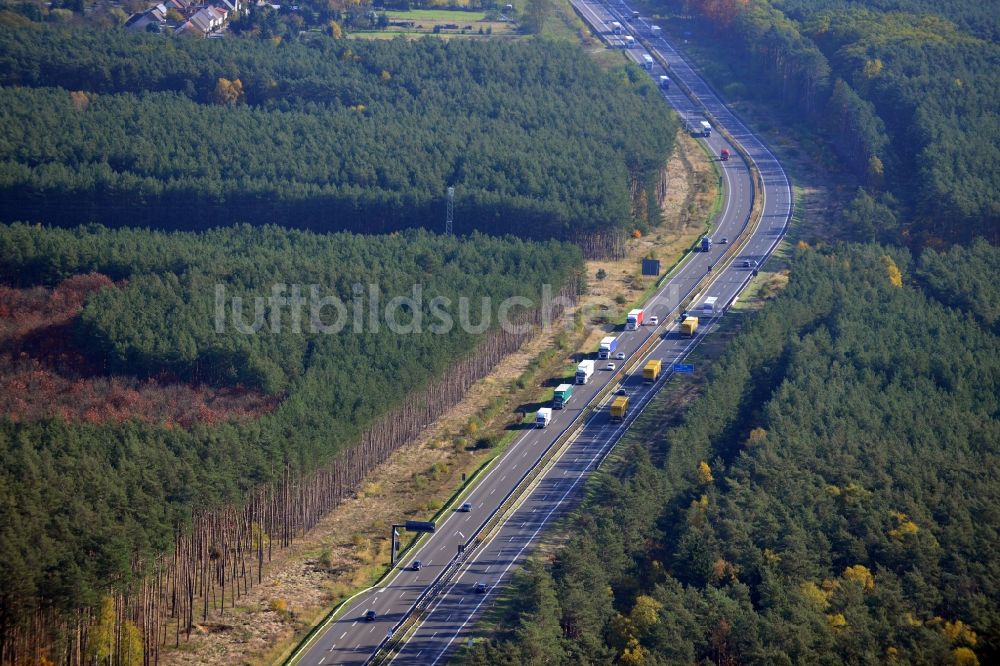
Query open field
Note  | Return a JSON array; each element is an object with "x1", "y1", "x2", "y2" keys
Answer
[{"x1": 350, "y1": 8, "x2": 517, "y2": 39}]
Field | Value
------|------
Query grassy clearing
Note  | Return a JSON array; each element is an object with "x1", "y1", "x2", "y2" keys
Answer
[
  {"x1": 583, "y1": 128, "x2": 718, "y2": 329},
  {"x1": 388, "y1": 9, "x2": 489, "y2": 21},
  {"x1": 349, "y1": 8, "x2": 517, "y2": 40}
]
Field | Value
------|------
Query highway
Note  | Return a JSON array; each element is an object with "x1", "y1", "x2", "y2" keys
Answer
[{"x1": 291, "y1": 4, "x2": 791, "y2": 664}]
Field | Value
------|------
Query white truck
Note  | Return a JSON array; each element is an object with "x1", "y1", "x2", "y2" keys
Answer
[
  {"x1": 611, "y1": 21, "x2": 622, "y2": 34},
  {"x1": 642, "y1": 54, "x2": 654, "y2": 70},
  {"x1": 575, "y1": 359, "x2": 595, "y2": 385},
  {"x1": 650, "y1": 25, "x2": 661, "y2": 37},
  {"x1": 535, "y1": 407, "x2": 552, "y2": 428},
  {"x1": 702, "y1": 296, "x2": 718, "y2": 315},
  {"x1": 659, "y1": 75, "x2": 670, "y2": 89},
  {"x1": 700, "y1": 120, "x2": 712, "y2": 137},
  {"x1": 598, "y1": 336, "x2": 618, "y2": 359},
  {"x1": 626, "y1": 308, "x2": 645, "y2": 330},
  {"x1": 624, "y1": 35, "x2": 636, "y2": 47}
]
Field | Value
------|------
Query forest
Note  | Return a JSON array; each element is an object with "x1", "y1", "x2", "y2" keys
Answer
[
  {"x1": 659, "y1": 0, "x2": 999, "y2": 246},
  {"x1": 0, "y1": 27, "x2": 676, "y2": 251},
  {"x1": 467, "y1": 242, "x2": 1000, "y2": 665},
  {"x1": 0, "y1": 223, "x2": 583, "y2": 661}
]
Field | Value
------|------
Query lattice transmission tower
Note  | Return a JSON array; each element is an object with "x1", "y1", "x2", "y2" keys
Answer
[{"x1": 445, "y1": 186, "x2": 454, "y2": 235}]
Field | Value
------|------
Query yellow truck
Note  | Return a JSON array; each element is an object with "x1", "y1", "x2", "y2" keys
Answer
[
  {"x1": 610, "y1": 396, "x2": 629, "y2": 422},
  {"x1": 680, "y1": 316, "x2": 699, "y2": 338},
  {"x1": 643, "y1": 359, "x2": 662, "y2": 383}
]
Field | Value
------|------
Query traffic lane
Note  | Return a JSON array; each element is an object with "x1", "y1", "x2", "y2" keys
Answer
[
  {"x1": 399, "y1": 334, "x2": 709, "y2": 664},
  {"x1": 396, "y1": 429, "x2": 625, "y2": 665}
]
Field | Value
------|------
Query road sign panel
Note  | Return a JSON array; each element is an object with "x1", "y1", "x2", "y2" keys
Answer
[
  {"x1": 404, "y1": 520, "x2": 436, "y2": 533},
  {"x1": 673, "y1": 363, "x2": 694, "y2": 374}
]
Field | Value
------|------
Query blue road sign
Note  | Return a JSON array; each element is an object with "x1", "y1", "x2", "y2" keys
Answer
[{"x1": 673, "y1": 363, "x2": 694, "y2": 374}]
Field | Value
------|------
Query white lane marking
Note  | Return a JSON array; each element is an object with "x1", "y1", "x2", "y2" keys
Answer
[{"x1": 340, "y1": 632, "x2": 347, "y2": 639}]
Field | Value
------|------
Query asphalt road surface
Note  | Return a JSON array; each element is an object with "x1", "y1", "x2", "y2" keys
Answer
[{"x1": 292, "y1": 5, "x2": 791, "y2": 663}]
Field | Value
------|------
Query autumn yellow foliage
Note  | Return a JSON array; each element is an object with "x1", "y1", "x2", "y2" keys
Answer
[
  {"x1": 629, "y1": 595, "x2": 662, "y2": 632},
  {"x1": 943, "y1": 619, "x2": 978, "y2": 646},
  {"x1": 620, "y1": 638, "x2": 651, "y2": 666},
  {"x1": 889, "y1": 511, "x2": 920, "y2": 540},
  {"x1": 697, "y1": 461, "x2": 714, "y2": 483},
  {"x1": 952, "y1": 647, "x2": 979, "y2": 666},
  {"x1": 844, "y1": 564, "x2": 875, "y2": 591},
  {"x1": 213, "y1": 78, "x2": 244, "y2": 106},
  {"x1": 882, "y1": 255, "x2": 903, "y2": 287},
  {"x1": 799, "y1": 581, "x2": 830, "y2": 610},
  {"x1": 747, "y1": 427, "x2": 768, "y2": 445}
]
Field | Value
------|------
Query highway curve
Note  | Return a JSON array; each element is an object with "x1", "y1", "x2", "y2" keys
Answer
[{"x1": 290, "y1": 4, "x2": 791, "y2": 663}]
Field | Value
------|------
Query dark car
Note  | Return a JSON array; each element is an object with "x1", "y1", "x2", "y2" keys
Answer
[
  {"x1": 720, "y1": 237, "x2": 728, "y2": 244},
  {"x1": 459, "y1": 502, "x2": 472, "y2": 512},
  {"x1": 364, "y1": 609, "x2": 377, "y2": 621},
  {"x1": 473, "y1": 582, "x2": 488, "y2": 593},
  {"x1": 411, "y1": 560, "x2": 422, "y2": 571},
  {"x1": 614, "y1": 388, "x2": 628, "y2": 396}
]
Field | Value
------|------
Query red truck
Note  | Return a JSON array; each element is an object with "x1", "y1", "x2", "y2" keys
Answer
[{"x1": 720, "y1": 149, "x2": 730, "y2": 161}]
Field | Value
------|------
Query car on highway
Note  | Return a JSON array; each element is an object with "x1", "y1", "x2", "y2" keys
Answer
[
  {"x1": 720, "y1": 237, "x2": 728, "y2": 244},
  {"x1": 650, "y1": 316, "x2": 659, "y2": 326},
  {"x1": 614, "y1": 388, "x2": 628, "y2": 396},
  {"x1": 741, "y1": 259, "x2": 757, "y2": 269},
  {"x1": 364, "y1": 609, "x2": 377, "y2": 621},
  {"x1": 614, "y1": 352, "x2": 626, "y2": 360},
  {"x1": 605, "y1": 362, "x2": 616, "y2": 371},
  {"x1": 473, "y1": 582, "x2": 488, "y2": 593},
  {"x1": 459, "y1": 502, "x2": 472, "y2": 512},
  {"x1": 411, "y1": 560, "x2": 422, "y2": 571}
]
